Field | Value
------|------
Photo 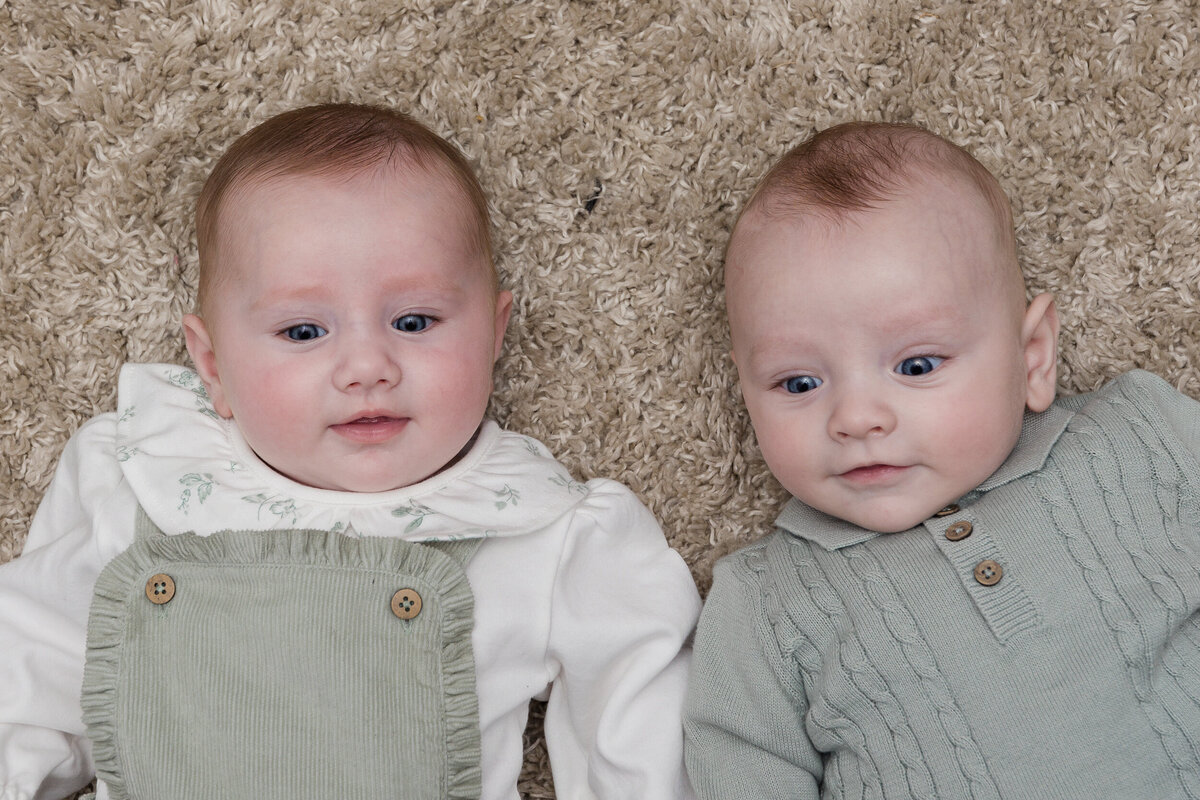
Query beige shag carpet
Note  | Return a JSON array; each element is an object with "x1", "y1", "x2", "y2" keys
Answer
[{"x1": 4, "y1": 1, "x2": 1200, "y2": 796}]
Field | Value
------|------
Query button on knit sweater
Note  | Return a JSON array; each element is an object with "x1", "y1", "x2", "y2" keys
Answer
[{"x1": 684, "y1": 370, "x2": 1200, "y2": 800}]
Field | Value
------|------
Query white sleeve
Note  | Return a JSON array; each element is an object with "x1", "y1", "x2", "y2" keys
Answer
[
  {"x1": 0, "y1": 415, "x2": 133, "y2": 800},
  {"x1": 542, "y1": 480, "x2": 701, "y2": 800}
]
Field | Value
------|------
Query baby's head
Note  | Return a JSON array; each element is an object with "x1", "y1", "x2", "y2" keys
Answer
[
  {"x1": 725, "y1": 122, "x2": 1059, "y2": 533},
  {"x1": 183, "y1": 103, "x2": 512, "y2": 493}
]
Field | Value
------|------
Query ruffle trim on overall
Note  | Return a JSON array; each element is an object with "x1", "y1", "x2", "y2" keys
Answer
[{"x1": 82, "y1": 524, "x2": 482, "y2": 800}]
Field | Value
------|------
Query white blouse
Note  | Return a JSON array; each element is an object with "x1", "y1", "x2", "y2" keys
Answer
[{"x1": 0, "y1": 364, "x2": 700, "y2": 800}]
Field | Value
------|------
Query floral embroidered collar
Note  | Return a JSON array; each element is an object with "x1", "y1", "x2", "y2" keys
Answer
[{"x1": 116, "y1": 364, "x2": 589, "y2": 541}]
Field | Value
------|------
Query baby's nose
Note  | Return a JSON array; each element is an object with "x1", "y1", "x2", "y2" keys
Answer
[
  {"x1": 828, "y1": 390, "x2": 897, "y2": 440},
  {"x1": 334, "y1": 331, "x2": 402, "y2": 390}
]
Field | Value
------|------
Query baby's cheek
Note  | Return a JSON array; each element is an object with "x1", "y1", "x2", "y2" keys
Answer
[
  {"x1": 440, "y1": 350, "x2": 497, "y2": 401},
  {"x1": 759, "y1": 436, "x2": 815, "y2": 499},
  {"x1": 237, "y1": 375, "x2": 312, "y2": 440},
  {"x1": 935, "y1": 406, "x2": 1021, "y2": 483},
  {"x1": 250, "y1": 379, "x2": 301, "y2": 421}
]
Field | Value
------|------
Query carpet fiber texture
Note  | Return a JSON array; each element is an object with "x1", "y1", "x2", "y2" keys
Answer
[{"x1": 4, "y1": 1, "x2": 1200, "y2": 796}]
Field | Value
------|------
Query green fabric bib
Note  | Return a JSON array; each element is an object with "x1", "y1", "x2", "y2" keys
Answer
[{"x1": 82, "y1": 509, "x2": 483, "y2": 800}]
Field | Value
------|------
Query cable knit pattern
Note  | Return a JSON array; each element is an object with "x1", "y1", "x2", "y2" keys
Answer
[
  {"x1": 764, "y1": 532, "x2": 1000, "y2": 800},
  {"x1": 1033, "y1": 380, "x2": 1200, "y2": 798},
  {"x1": 685, "y1": 371, "x2": 1200, "y2": 800}
]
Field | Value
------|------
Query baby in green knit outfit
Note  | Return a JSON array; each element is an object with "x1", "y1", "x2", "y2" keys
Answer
[{"x1": 684, "y1": 121, "x2": 1200, "y2": 799}]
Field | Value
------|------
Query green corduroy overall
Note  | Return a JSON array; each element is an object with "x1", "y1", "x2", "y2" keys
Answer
[{"x1": 81, "y1": 508, "x2": 483, "y2": 800}]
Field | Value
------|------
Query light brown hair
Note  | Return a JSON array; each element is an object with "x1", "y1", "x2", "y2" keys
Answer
[
  {"x1": 195, "y1": 103, "x2": 493, "y2": 311},
  {"x1": 735, "y1": 121, "x2": 1014, "y2": 252}
]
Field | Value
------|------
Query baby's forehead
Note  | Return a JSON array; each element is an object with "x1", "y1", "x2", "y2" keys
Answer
[
  {"x1": 204, "y1": 163, "x2": 494, "y2": 291},
  {"x1": 217, "y1": 162, "x2": 486, "y2": 251},
  {"x1": 729, "y1": 186, "x2": 1020, "y2": 305}
]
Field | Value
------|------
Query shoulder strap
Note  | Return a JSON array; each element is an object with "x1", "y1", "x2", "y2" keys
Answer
[{"x1": 423, "y1": 537, "x2": 485, "y2": 569}]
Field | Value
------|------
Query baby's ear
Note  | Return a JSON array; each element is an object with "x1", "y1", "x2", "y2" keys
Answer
[
  {"x1": 492, "y1": 290, "x2": 514, "y2": 362},
  {"x1": 1021, "y1": 293, "x2": 1059, "y2": 413},
  {"x1": 182, "y1": 314, "x2": 234, "y2": 419}
]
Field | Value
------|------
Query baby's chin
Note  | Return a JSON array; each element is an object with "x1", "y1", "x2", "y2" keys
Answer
[
  {"x1": 863, "y1": 517, "x2": 933, "y2": 534},
  {"x1": 261, "y1": 456, "x2": 446, "y2": 494},
  {"x1": 268, "y1": 467, "x2": 406, "y2": 494},
  {"x1": 808, "y1": 497, "x2": 956, "y2": 534},
  {"x1": 268, "y1": 437, "x2": 482, "y2": 494}
]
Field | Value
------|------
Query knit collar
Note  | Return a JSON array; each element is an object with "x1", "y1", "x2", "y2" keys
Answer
[
  {"x1": 775, "y1": 400, "x2": 1076, "y2": 551},
  {"x1": 116, "y1": 364, "x2": 589, "y2": 541}
]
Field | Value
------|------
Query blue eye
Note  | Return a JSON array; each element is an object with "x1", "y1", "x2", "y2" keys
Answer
[
  {"x1": 896, "y1": 356, "x2": 944, "y2": 376},
  {"x1": 282, "y1": 323, "x2": 327, "y2": 342},
  {"x1": 783, "y1": 375, "x2": 823, "y2": 394},
  {"x1": 393, "y1": 314, "x2": 434, "y2": 333}
]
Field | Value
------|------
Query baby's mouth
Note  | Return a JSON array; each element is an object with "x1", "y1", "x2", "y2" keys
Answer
[
  {"x1": 331, "y1": 415, "x2": 409, "y2": 443},
  {"x1": 839, "y1": 464, "x2": 910, "y2": 484}
]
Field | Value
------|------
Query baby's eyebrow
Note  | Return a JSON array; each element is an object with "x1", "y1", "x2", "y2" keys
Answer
[
  {"x1": 742, "y1": 335, "x2": 817, "y2": 372},
  {"x1": 881, "y1": 308, "x2": 966, "y2": 337},
  {"x1": 743, "y1": 308, "x2": 970, "y2": 372},
  {"x1": 247, "y1": 276, "x2": 470, "y2": 313},
  {"x1": 248, "y1": 283, "x2": 331, "y2": 311}
]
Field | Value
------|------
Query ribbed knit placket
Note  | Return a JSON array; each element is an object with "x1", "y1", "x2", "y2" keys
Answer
[{"x1": 926, "y1": 508, "x2": 1042, "y2": 643}]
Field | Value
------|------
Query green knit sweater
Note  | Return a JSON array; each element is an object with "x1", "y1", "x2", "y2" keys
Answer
[{"x1": 685, "y1": 370, "x2": 1200, "y2": 799}]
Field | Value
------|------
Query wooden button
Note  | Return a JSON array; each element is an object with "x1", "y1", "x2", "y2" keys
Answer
[
  {"x1": 934, "y1": 504, "x2": 960, "y2": 517},
  {"x1": 974, "y1": 560, "x2": 1003, "y2": 586},
  {"x1": 391, "y1": 589, "x2": 422, "y2": 620},
  {"x1": 146, "y1": 574, "x2": 175, "y2": 605},
  {"x1": 945, "y1": 521, "x2": 973, "y2": 541}
]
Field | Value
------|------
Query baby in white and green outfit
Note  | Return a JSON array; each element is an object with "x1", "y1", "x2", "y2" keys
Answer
[{"x1": 0, "y1": 103, "x2": 700, "y2": 800}]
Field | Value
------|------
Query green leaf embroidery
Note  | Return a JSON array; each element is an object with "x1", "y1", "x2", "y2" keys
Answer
[
  {"x1": 494, "y1": 484, "x2": 520, "y2": 510},
  {"x1": 178, "y1": 473, "x2": 214, "y2": 513},
  {"x1": 269, "y1": 498, "x2": 297, "y2": 520},
  {"x1": 167, "y1": 368, "x2": 218, "y2": 417},
  {"x1": 242, "y1": 493, "x2": 299, "y2": 525},
  {"x1": 549, "y1": 473, "x2": 587, "y2": 495},
  {"x1": 392, "y1": 501, "x2": 435, "y2": 533}
]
